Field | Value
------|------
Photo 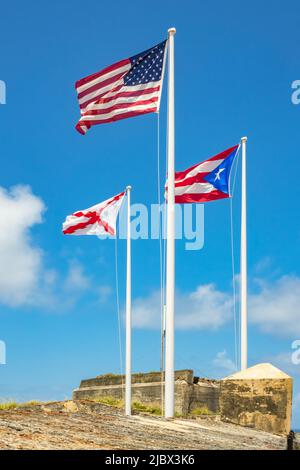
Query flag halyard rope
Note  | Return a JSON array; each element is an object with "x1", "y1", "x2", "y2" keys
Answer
[
  {"x1": 114, "y1": 232, "x2": 124, "y2": 400},
  {"x1": 157, "y1": 112, "x2": 165, "y2": 416}
]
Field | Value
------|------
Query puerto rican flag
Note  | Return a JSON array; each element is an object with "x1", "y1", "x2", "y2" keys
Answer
[
  {"x1": 62, "y1": 191, "x2": 125, "y2": 237},
  {"x1": 75, "y1": 40, "x2": 167, "y2": 135},
  {"x1": 171, "y1": 145, "x2": 240, "y2": 204}
]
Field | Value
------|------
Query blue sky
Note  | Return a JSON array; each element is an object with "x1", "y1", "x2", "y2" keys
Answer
[{"x1": 0, "y1": 0, "x2": 300, "y2": 428}]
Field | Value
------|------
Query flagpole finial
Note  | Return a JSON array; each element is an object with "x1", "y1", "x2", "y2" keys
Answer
[
  {"x1": 126, "y1": 185, "x2": 132, "y2": 192},
  {"x1": 241, "y1": 136, "x2": 248, "y2": 143},
  {"x1": 168, "y1": 27, "x2": 176, "y2": 36}
]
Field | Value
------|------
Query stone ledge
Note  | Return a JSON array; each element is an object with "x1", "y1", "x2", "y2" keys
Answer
[
  {"x1": 73, "y1": 369, "x2": 220, "y2": 416},
  {"x1": 80, "y1": 369, "x2": 193, "y2": 388}
]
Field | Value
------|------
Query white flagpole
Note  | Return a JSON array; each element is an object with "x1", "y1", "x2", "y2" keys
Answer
[
  {"x1": 165, "y1": 27, "x2": 176, "y2": 419},
  {"x1": 240, "y1": 137, "x2": 248, "y2": 370},
  {"x1": 160, "y1": 304, "x2": 166, "y2": 415},
  {"x1": 125, "y1": 185, "x2": 132, "y2": 415}
]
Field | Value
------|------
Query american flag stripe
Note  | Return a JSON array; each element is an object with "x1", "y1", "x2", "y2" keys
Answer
[
  {"x1": 80, "y1": 83, "x2": 161, "y2": 112},
  {"x1": 79, "y1": 82, "x2": 161, "y2": 113},
  {"x1": 78, "y1": 72, "x2": 127, "y2": 103},
  {"x1": 83, "y1": 99, "x2": 158, "y2": 116},
  {"x1": 78, "y1": 83, "x2": 123, "y2": 109},
  {"x1": 78, "y1": 73, "x2": 127, "y2": 104},
  {"x1": 104, "y1": 82, "x2": 161, "y2": 97},
  {"x1": 77, "y1": 108, "x2": 157, "y2": 133},
  {"x1": 75, "y1": 59, "x2": 130, "y2": 91},
  {"x1": 76, "y1": 62, "x2": 131, "y2": 95},
  {"x1": 79, "y1": 85, "x2": 123, "y2": 113},
  {"x1": 90, "y1": 89, "x2": 160, "y2": 108},
  {"x1": 75, "y1": 40, "x2": 167, "y2": 134}
]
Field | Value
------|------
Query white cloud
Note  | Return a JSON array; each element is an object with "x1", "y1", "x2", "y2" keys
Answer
[
  {"x1": 293, "y1": 393, "x2": 300, "y2": 429},
  {"x1": 253, "y1": 257, "x2": 273, "y2": 274},
  {"x1": 212, "y1": 350, "x2": 236, "y2": 375},
  {"x1": 249, "y1": 275, "x2": 300, "y2": 337},
  {"x1": 132, "y1": 272, "x2": 300, "y2": 339},
  {"x1": 1, "y1": 194, "x2": 298, "y2": 337},
  {"x1": 0, "y1": 185, "x2": 111, "y2": 312},
  {"x1": 97, "y1": 285, "x2": 113, "y2": 303},
  {"x1": 132, "y1": 283, "x2": 232, "y2": 330},
  {"x1": 0, "y1": 185, "x2": 45, "y2": 306},
  {"x1": 295, "y1": 393, "x2": 300, "y2": 410},
  {"x1": 132, "y1": 290, "x2": 161, "y2": 329},
  {"x1": 265, "y1": 350, "x2": 300, "y2": 380},
  {"x1": 64, "y1": 261, "x2": 91, "y2": 292},
  {"x1": 262, "y1": 352, "x2": 300, "y2": 377},
  {"x1": 263, "y1": 353, "x2": 300, "y2": 429}
]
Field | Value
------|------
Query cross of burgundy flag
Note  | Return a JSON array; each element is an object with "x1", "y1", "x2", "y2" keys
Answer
[
  {"x1": 168, "y1": 145, "x2": 240, "y2": 204},
  {"x1": 62, "y1": 192, "x2": 125, "y2": 237},
  {"x1": 75, "y1": 40, "x2": 167, "y2": 135}
]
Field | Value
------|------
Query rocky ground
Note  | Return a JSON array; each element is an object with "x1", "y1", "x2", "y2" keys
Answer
[{"x1": 0, "y1": 400, "x2": 289, "y2": 450}]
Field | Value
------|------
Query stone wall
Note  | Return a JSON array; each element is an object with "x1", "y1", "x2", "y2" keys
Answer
[
  {"x1": 294, "y1": 433, "x2": 300, "y2": 450},
  {"x1": 73, "y1": 369, "x2": 220, "y2": 416},
  {"x1": 190, "y1": 378, "x2": 220, "y2": 414},
  {"x1": 219, "y1": 363, "x2": 293, "y2": 436},
  {"x1": 74, "y1": 363, "x2": 294, "y2": 435}
]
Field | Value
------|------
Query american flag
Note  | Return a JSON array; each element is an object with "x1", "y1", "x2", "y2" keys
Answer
[
  {"x1": 167, "y1": 145, "x2": 240, "y2": 204},
  {"x1": 75, "y1": 40, "x2": 167, "y2": 135}
]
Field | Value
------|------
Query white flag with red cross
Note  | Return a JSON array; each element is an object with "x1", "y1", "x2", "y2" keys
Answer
[{"x1": 62, "y1": 191, "x2": 125, "y2": 237}]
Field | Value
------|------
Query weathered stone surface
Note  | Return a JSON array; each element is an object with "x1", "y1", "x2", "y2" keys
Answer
[
  {"x1": 294, "y1": 433, "x2": 300, "y2": 450},
  {"x1": 74, "y1": 382, "x2": 191, "y2": 414},
  {"x1": 73, "y1": 370, "x2": 219, "y2": 415},
  {"x1": 0, "y1": 400, "x2": 288, "y2": 450},
  {"x1": 80, "y1": 369, "x2": 193, "y2": 388},
  {"x1": 190, "y1": 379, "x2": 220, "y2": 414},
  {"x1": 220, "y1": 363, "x2": 293, "y2": 436}
]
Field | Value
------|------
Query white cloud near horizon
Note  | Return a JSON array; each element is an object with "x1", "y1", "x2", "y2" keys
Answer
[
  {"x1": 132, "y1": 274, "x2": 300, "y2": 338},
  {"x1": 263, "y1": 351, "x2": 300, "y2": 378},
  {"x1": 132, "y1": 283, "x2": 233, "y2": 330},
  {"x1": 249, "y1": 275, "x2": 300, "y2": 337},
  {"x1": 212, "y1": 350, "x2": 236, "y2": 375},
  {"x1": 0, "y1": 185, "x2": 45, "y2": 306},
  {"x1": 0, "y1": 187, "x2": 298, "y2": 337},
  {"x1": 64, "y1": 260, "x2": 91, "y2": 292},
  {"x1": 0, "y1": 185, "x2": 113, "y2": 312}
]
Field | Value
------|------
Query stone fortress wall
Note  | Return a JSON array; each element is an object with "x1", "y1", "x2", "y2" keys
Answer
[
  {"x1": 73, "y1": 369, "x2": 220, "y2": 415},
  {"x1": 73, "y1": 363, "x2": 293, "y2": 436}
]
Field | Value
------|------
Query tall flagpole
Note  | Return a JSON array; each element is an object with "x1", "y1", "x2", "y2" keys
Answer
[
  {"x1": 165, "y1": 27, "x2": 176, "y2": 419},
  {"x1": 240, "y1": 137, "x2": 248, "y2": 370},
  {"x1": 160, "y1": 304, "x2": 166, "y2": 415},
  {"x1": 125, "y1": 185, "x2": 132, "y2": 415}
]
